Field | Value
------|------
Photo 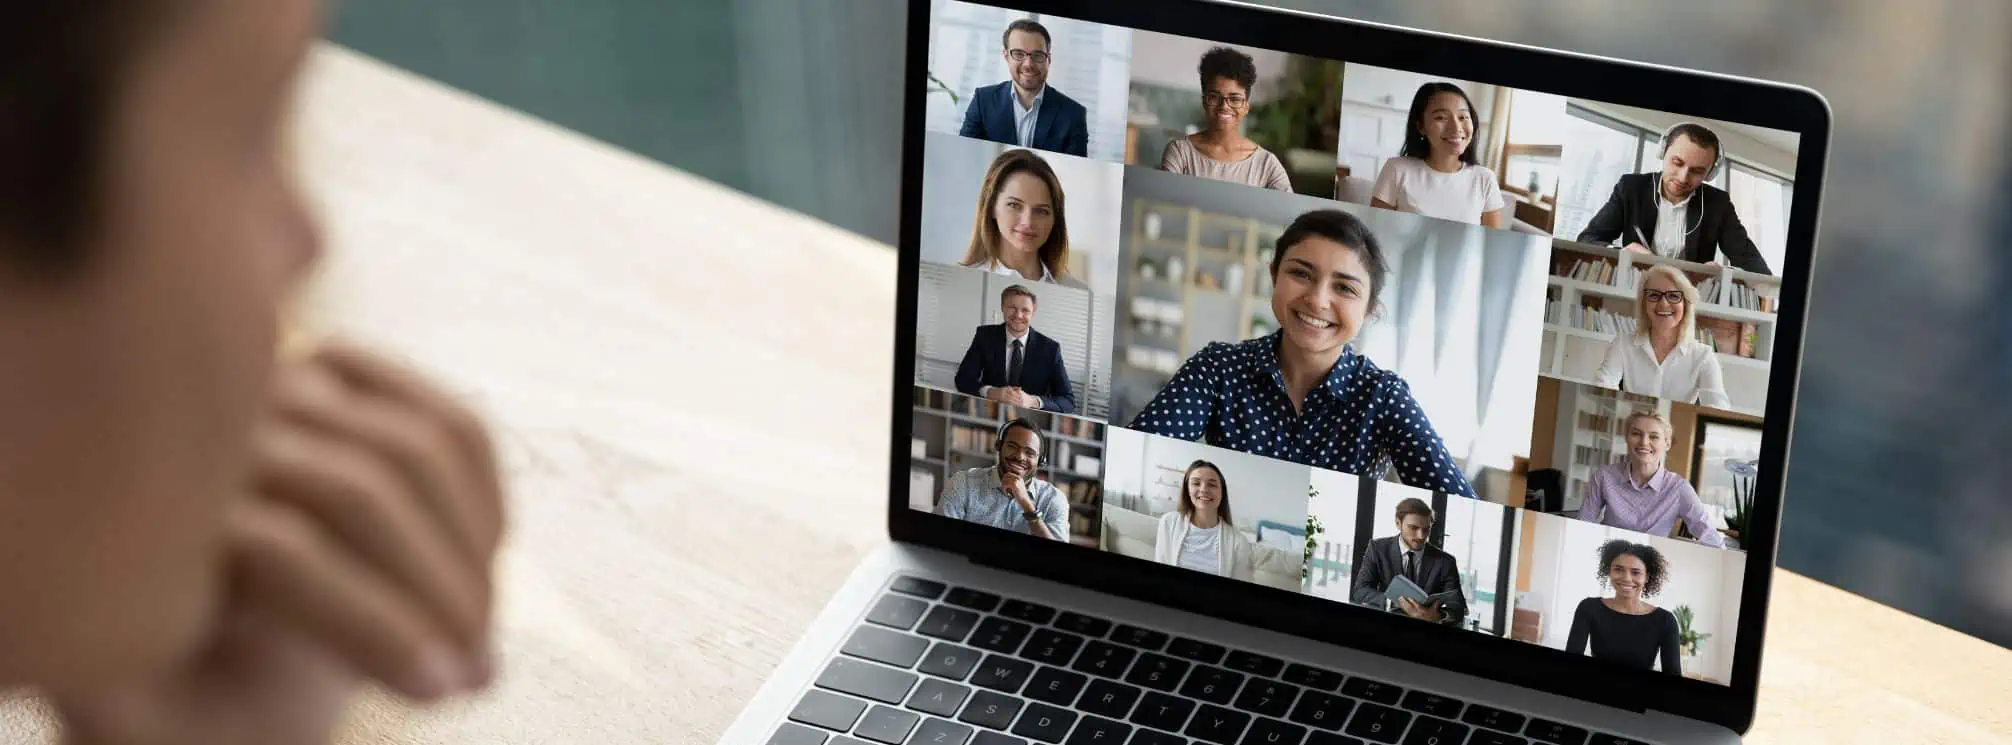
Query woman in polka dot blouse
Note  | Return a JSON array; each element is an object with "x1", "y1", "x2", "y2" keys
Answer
[{"x1": 1130, "y1": 209, "x2": 1475, "y2": 497}]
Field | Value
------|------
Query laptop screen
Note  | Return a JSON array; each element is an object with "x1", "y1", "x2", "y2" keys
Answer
[{"x1": 907, "y1": 0, "x2": 1801, "y2": 689}]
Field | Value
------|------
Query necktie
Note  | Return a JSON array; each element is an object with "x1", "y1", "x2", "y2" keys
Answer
[
  {"x1": 1008, "y1": 339, "x2": 1024, "y2": 386},
  {"x1": 1404, "y1": 550, "x2": 1418, "y2": 583}
]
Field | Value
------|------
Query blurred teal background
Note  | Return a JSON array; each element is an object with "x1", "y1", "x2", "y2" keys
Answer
[{"x1": 330, "y1": 0, "x2": 2012, "y2": 648}]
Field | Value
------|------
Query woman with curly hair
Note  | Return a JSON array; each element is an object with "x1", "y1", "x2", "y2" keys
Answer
[
  {"x1": 1566, "y1": 540, "x2": 1683, "y2": 675},
  {"x1": 1158, "y1": 46, "x2": 1293, "y2": 192}
]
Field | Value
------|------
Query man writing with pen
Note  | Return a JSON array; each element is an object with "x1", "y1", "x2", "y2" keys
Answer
[{"x1": 1576, "y1": 122, "x2": 1772, "y2": 275}]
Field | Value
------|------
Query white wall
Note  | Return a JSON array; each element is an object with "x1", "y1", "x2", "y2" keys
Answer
[
  {"x1": 920, "y1": 132, "x2": 1124, "y2": 297},
  {"x1": 1506, "y1": 90, "x2": 1571, "y2": 146},
  {"x1": 1568, "y1": 100, "x2": 1799, "y2": 176},
  {"x1": 1129, "y1": 31, "x2": 1291, "y2": 104},
  {"x1": 1107, "y1": 427, "x2": 1312, "y2": 552},
  {"x1": 1305, "y1": 470, "x2": 1363, "y2": 601},
  {"x1": 1339, "y1": 65, "x2": 1496, "y2": 114}
]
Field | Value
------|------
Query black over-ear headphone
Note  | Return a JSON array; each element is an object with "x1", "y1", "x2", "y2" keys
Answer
[
  {"x1": 995, "y1": 417, "x2": 1045, "y2": 466},
  {"x1": 1659, "y1": 122, "x2": 1724, "y2": 181}
]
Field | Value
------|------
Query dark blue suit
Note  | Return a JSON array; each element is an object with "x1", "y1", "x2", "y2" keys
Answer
[
  {"x1": 958, "y1": 82, "x2": 1089, "y2": 157},
  {"x1": 954, "y1": 324, "x2": 1077, "y2": 415}
]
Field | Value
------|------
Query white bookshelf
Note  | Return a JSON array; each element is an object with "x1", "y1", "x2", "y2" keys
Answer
[
  {"x1": 1540, "y1": 240, "x2": 1780, "y2": 415},
  {"x1": 1552, "y1": 385, "x2": 1668, "y2": 513}
]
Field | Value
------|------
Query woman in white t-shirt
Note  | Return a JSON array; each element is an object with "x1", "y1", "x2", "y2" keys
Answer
[
  {"x1": 1152, "y1": 460, "x2": 1302, "y2": 584},
  {"x1": 1369, "y1": 82, "x2": 1508, "y2": 229},
  {"x1": 1592, "y1": 264, "x2": 1732, "y2": 409}
]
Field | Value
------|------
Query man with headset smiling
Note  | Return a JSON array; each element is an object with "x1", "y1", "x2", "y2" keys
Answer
[
  {"x1": 933, "y1": 418, "x2": 1071, "y2": 540},
  {"x1": 1577, "y1": 122, "x2": 1774, "y2": 275}
]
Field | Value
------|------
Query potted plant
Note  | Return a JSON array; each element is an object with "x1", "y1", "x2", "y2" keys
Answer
[
  {"x1": 1245, "y1": 59, "x2": 1342, "y2": 195},
  {"x1": 1302, "y1": 483, "x2": 1323, "y2": 583},
  {"x1": 1722, "y1": 459, "x2": 1758, "y2": 549},
  {"x1": 1674, "y1": 605, "x2": 1712, "y2": 671},
  {"x1": 927, "y1": 72, "x2": 962, "y2": 106}
]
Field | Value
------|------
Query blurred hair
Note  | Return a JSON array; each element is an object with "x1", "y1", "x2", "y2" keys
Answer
[
  {"x1": 1000, "y1": 284, "x2": 1037, "y2": 308},
  {"x1": 1624, "y1": 407, "x2": 1674, "y2": 441},
  {"x1": 1197, "y1": 47, "x2": 1258, "y2": 94},
  {"x1": 1395, "y1": 497, "x2": 1434, "y2": 524},
  {"x1": 1002, "y1": 18, "x2": 1051, "y2": 50},
  {"x1": 1662, "y1": 122, "x2": 1722, "y2": 174},
  {"x1": 1399, "y1": 82, "x2": 1480, "y2": 166}
]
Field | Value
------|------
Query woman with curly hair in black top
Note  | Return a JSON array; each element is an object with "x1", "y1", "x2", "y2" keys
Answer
[{"x1": 1567, "y1": 540, "x2": 1683, "y2": 675}]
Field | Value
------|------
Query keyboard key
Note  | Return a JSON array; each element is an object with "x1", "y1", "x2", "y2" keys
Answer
[
  {"x1": 1183, "y1": 704, "x2": 1252, "y2": 745},
  {"x1": 857, "y1": 706, "x2": 922, "y2": 744},
  {"x1": 1397, "y1": 692, "x2": 1462, "y2": 720},
  {"x1": 1459, "y1": 705, "x2": 1525, "y2": 734},
  {"x1": 1305, "y1": 733, "x2": 1364, "y2": 745},
  {"x1": 1072, "y1": 641, "x2": 1137, "y2": 679},
  {"x1": 971, "y1": 655, "x2": 1036, "y2": 693},
  {"x1": 1080, "y1": 678, "x2": 1145, "y2": 718},
  {"x1": 1588, "y1": 736, "x2": 1647, "y2": 745},
  {"x1": 1281, "y1": 665, "x2": 1343, "y2": 692},
  {"x1": 1011, "y1": 703, "x2": 1079, "y2": 744},
  {"x1": 1467, "y1": 731, "x2": 1528, "y2": 745},
  {"x1": 1232, "y1": 679, "x2": 1298, "y2": 718},
  {"x1": 919, "y1": 606, "x2": 982, "y2": 642},
  {"x1": 1522, "y1": 719, "x2": 1587, "y2": 745},
  {"x1": 818, "y1": 658, "x2": 919, "y2": 705},
  {"x1": 1399, "y1": 716, "x2": 1465, "y2": 745},
  {"x1": 771, "y1": 722, "x2": 830, "y2": 745},
  {"x1": 1129, "y1": 729, "x2": 1187, "y2": 745},
  {"x1": 1067, "y1": 715, "x2": 1134, "y2": 745},
  {"x1": 1000, "y1": 600, "x2": 1058, "y2": 625},
  {"x1": 974, "y1": 733, "x2": 1029, "y2": 745},
  {"x1": 1021, "y1": 628, "x2": 1087, "y2": 667},
  {"x1": 1341, "y1": 703, "x2": 1409, "y2": 744},
  {"x1": 1167, "y1": 637, "x2": 1228, "y2": 665},
  {"x1": 1339, "y1": 678, "x2": 1402, "y2": 707},
  {"x1": 1123, "y1": 653, "x2": 1191, "y2": 692},
  {"x1": 919, "y1": 643, "x2": 984, "y2": 681},
  {"x1": 1111, "y1": 625, "x2": 1170, "y2": 651},
  {"x1": 1130, "y1": 691, "x2": 1196, "y2": 732},
  {"x1": 1223, "y1": 652, "x2": 1284, "y2": 678},
  {"x1": 944, "y1": 588, "x2": 1002, "y2": 612},
  {"x1": 892, "y1": 577, "x2": 947, "y2": 599},
  {"x1": 958, "y1": 691, "x2": 1024, "y2": 730},
  {"x1": 1025, "y1": 665, "x2": 1089, "y2": 705},
  {"x1": 1286, "y1": 691, "x2": 1354, "y2": 731},
  {"x1": 1178, "y1": 665, "x2": 1246, "y2": 705},
  {"x1": 910, "y1": 718, "x2": 976, "y2": 745},
  {"x1": 791, "y1": 689, "x2": 869, "y2": 732},
  {"x1": 972, "y1": 617, "x2": 1034, "y2": 655},
  {"x1": 1055, "y1": 612, "x2": 1114, "y2": 638},
  {"x1": 1241, "y1": 718, "x2": 1306, "y2": 745},
  {"x1": 907, "y1": 679, "x2": 973, "y2": 718},
  {"x1": 836, "y1": 737, "x2": 876, "y2": 745},
  {"x1": 867, "y1": 595, "x2": 932, "y2": 631},
  {"x1": 844, "y1": 626, "x2": 931, "y2": 669}
]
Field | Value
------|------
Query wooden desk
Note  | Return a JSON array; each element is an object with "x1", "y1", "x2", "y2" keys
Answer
[{"x1": 5, "y1": 46, "x2": 2008, "y2": 744}]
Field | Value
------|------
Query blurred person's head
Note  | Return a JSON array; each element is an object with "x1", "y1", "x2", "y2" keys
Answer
[
  {"x1": 996, "y1": 418, "x2": 1042, "y2": 481},
  {"x1": 1395, "y1": 498, "x2": 1434, "y2": 551},
  {"x1": 1597, "y1": 540, "x2": 1669, "y2": 601},
  {"x1": 1635, "y1": 264, "x2": 1699, "y2": 343},
  {"x1": 1268, "y1": 210, "x2": 1386, "y2": 361},
  {"x1": 1001, "y1": 19, "x2": 1051, "y2": 95},
  {"x1": 1624, "y1": 409, "x2": 1673, "y2": 475},
  {"x1": 1197, "y1": 47, "x2": 1257, "y2": 137},
  {"x1": 1000, "y1": 284, "x2": 1036, "y2": 336},
  {"x1": 1178, "y1": 460, "x2": 1232, "y2": 526},
  {"x1": 1658, "y1": 123, "x2": 1721, "y2": 203},
  {"x1": 0, "y1": 0, "x2": 323, "y2": 692},
  {"x1": 963, "y1": 149, "x2": 1072, "y2": 281},
  {"x1": 1400, "y1": 83, "x2": 1479, "y2": 168}
]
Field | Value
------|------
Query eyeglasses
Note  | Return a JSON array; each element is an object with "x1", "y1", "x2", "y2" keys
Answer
[
  {"x1": 1202, "y1": 93, "x2": 1249, "y2": 110},
  {"x1": 1644, "y1": 290, "x2": 1687, "y2": 305},
  {"x1": 1006, "y1": 50, "x2": 1051, "y2": 65},
  {"x1": 1000, "y1": 440, "x2": 1042, "y2": 461}
]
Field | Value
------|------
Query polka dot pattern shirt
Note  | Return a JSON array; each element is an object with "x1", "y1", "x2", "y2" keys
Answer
[{"x1": 1129, "y1": 332, "x2": 1475, "y2": 497}]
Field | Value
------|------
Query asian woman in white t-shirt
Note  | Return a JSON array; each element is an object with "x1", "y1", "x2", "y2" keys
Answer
[
  {"x1": 1369, "y1": 82, "x2": 1509, "y2": 229},
  {"x1": 1152, "y1": 460, "x2": 1301, "y2": 583}
]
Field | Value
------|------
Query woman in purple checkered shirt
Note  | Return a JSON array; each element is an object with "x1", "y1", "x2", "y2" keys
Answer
[{"x1": 1580, "y1": 409, "x2": 1728, "y2": 548}]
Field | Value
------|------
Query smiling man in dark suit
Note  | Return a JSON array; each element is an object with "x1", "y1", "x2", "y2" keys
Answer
[
  {"x1": 954, "y1": 284, "x2": 1077, "y2": 414},
  {"x1": 1575, "y1": 122, "x2": 1772, "y2": 275},
  {"x1": 958, "y1": 19, "x2": 1090, "y2": 157},
  {"x1": 1352, "y1": 498, "x2": 1468, "y2": 625}
]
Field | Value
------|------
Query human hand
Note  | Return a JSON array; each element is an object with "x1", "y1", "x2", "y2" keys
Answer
[
  {"x1": 1397, "y1": 597, "x2": 1444, "y2": 623},
  {"x1": 1703, "y1": 260, "x2": 1722, "y2": 269},
  {"x1": 1013, "y1": 389, "x2": 1041, "y2": 410},
  {"x1": 1623, "y1": 242, "x2": 1652, "y2": 255},
  {"x1": 57, "y1": 343, "x2": 507, "y2": 745},
  {"x1": 1000, "y1": 467, "x2": 1033, "y2": 506},
  {"x1": 985, "y1": 387, "x2": 1013, "y2": 404}
]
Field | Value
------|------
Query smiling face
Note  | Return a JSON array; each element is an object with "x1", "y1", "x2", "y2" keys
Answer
[
  {"x1": 1184, "y1": 466, "x2": 1224, "y2": 518},
  {"x1": 1660, "y1": 133, "x2": 1717, "y2": 202},
  {"x1": 1271, "y1": 235, "x2": 1372, "y2": 358},
  {"x1": 1001, "y1": 292, "x2": 1035, "y2": 336},
  {"x1": 991, "y1": 171, "x2": 1054, "y2": 259},
  {"x1": 1625, "y1": 415, "x2": 1669, "y2": 472},
  {"x1": 1607, "y1": 554, "x2": 1649, "y2": 600},
  {"x1": 1417, "y1": 91, "x2": 1474, "y2": 164},
  {"x1": 1003, "y1": 29, "x2": 1049, "y2": 93},
  {"x1": 1201, "y1": 76, "x2": 1250, "y2": 135},
  {"x1": 1643, "y1": 272, "x2": 1687, "y2": 334},
  {"x1": 997, "y1": 424, "x2": 1041, "y2": 480}
]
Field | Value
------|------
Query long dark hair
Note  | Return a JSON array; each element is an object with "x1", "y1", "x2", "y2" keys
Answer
[
  {"x1": 1398, "y1": 82, "x2": 1480, "y2": 166},
  {"x1": 1177, "y1": 460, "x2": 1233, "y2": 527}
]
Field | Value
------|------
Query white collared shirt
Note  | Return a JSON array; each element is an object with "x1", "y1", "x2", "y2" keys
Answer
[
  {"x1": 1012, "y1": 85, "x2": 1045, "y2": 148},
  {"x1": 1591, "y1": 335, "x2": 1732, "y2": 409},
  {"x1": 978, "y1": 327, "x2": 1041, "y2": 408},
  {"x1": 1652, "y1": 186, "x2": 1691, "y2": 259},
  {"x1": 984, "y1": 258, "x2": 1055, "y2": 283}
]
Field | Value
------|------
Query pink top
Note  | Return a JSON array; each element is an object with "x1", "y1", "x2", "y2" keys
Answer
[{"x1": 1581, "y1": 463, "x2": 1727, "y2": 548}]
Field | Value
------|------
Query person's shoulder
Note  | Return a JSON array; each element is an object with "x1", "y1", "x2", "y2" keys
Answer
[
  {"x1": 1352, "y1": 353, "x2": 1407, "y2": 390},
  {"x1": 1576, "y1": 596, "x2": 1606, "y2": 613},
  {"x1": 1698, "y1": 181, "x2": 1735, "y2": 204},
  {"x1": 1200, "y1": 336, "x2": 1270, "y2": 368},
  {"x1": 975, "y1": 81, "x2": 1010, "y2": 101},
  {"x1": 1379, "y1": 156, "x2": 1422, "y2": 177},
  {"x1": 974, "y1": 323, "x2": 1004, "y2": 339},
  {"x1": 1618, "y1": 171, "x2": 1653, "y2": 187}
]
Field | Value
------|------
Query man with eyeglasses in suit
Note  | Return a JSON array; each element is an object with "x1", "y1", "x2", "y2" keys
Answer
[
  {"x1": 934, "y1": 418, "x2": 1070, "y2": 540},
  {"x1": 958, "y1": 18, "x2": 1091, "y2": 157}
]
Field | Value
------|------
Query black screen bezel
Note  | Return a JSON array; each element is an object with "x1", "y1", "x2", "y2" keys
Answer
[{"x1": 889, "y1": 0, "x2": 1829, "y2": 732}]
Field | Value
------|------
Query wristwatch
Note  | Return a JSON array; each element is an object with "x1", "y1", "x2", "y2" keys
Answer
[{"x1": 1022, "y1": 509, "x2": 1040, "y2": 521}]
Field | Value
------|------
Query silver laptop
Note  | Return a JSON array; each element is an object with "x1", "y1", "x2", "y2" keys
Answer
[{"x1": 722, "y1": 1, "x2": 1828, "y2": 743}]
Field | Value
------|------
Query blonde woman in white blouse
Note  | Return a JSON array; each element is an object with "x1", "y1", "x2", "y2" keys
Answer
[
  {"x1": 1593, "y1": 264, "x2": 1732, "y2": 409},
  {"x1": 1152, "y1": 460, "x2": 1302, "y2": 583}
]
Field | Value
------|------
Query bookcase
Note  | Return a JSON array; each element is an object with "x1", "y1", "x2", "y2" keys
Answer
[
  {"x1": 1540, "y1": 239, "x2": 1780, "y2": 414},
  {"x1": 909, "y1": 385, "x2": 1106, "y2": 548},
  {"x1": 1114, "y1": 199, "x2": 1282, "y2": 420}
]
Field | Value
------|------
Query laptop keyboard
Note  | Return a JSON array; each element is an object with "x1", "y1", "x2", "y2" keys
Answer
[{"x1": 767, "y1": 576, "x2": 1648, "y2": 745}]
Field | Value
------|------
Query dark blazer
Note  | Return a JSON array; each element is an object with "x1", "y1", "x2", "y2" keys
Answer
[
  {"x1": 1350, "y1": 536, "x2": 1468, "y2": 625},
  {"x1": 954, "y1": 324, "x2": 1077, "y2": 414},
  {"x1": 1575, "y1": 173, "x2": 1771, "y2": 275},
  {"x1": 958, "y1": 82, "x2": 1090, "y2": 157}
]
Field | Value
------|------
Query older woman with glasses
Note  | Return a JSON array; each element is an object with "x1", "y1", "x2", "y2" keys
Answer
[
  {"x1": 1592, "y1": 264, "x2": 1731, "y2": 409},
  {"x1": 1159, "y1": 46, "x2": 1293, "y2": 192}
]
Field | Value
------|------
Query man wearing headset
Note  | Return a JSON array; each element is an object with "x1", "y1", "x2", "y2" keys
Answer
[
  {"x1": 934, "y1": 418, "x2": 1071, "y2": 540},
  {"x1": 1576, "y1": 123, "x2": 1772, "y2": 275}
]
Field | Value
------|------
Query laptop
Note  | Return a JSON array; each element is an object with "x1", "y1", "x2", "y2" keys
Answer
[{"x1": 722, "y1": 1, "x2": 1828, "y2": 743}]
